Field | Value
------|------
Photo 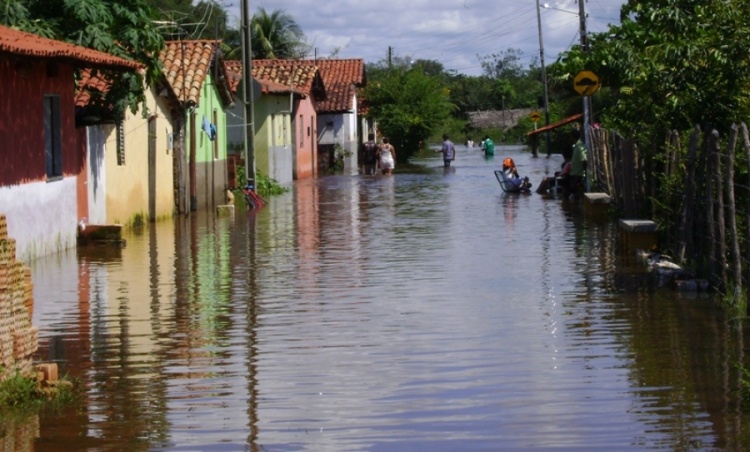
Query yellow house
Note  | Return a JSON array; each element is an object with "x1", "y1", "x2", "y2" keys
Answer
[{"x1": 77, "y1": 70, "x2": 176, "y2": 227}]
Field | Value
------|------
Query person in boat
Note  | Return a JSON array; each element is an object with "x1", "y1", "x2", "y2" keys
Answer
[
  {"x1": 536, "y1": 147, "x2": 572, "y2": 195},
  {"x1": 502, "y1": 158, "x2": 531, "y2": 192}
]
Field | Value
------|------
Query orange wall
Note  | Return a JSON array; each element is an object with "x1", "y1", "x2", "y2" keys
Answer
[{"x1": 294, "y1": 97, "x2": 317, "y2": 180}]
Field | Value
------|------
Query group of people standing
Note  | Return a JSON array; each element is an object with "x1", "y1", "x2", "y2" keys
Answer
[
  {"x1": 465, "y1": 136, "x2": 495, "y2": 157},
  {"x1": 362, "y1": 133, "x2": 396, "y2": 176},
  {"x1": 535, "y1": 128, "x2": 587, "y2": 198}
]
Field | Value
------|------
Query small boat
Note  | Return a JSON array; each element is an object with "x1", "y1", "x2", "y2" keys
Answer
[{"x1": 494, "y1": 170, "x2": 528, "y2": 193}]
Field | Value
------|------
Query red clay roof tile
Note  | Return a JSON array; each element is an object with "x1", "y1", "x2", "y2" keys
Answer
[
  {"x1": 224, "y1": 60, "x2": 311, "y2": 97},
  {"x1": 0, "y1": 24, "x2": 142, "y2": 70},
  {"x1": 159, "y1": 40, "x2": 220, "y2": 106},
  {"x1": 251, "y1": 59, "x2": 321, "y2": 96},
  {"x1": 313, "y1": 59, "x2": 366, "y2": 112},
  {"x1": 74, "y1": 69, "x2": 110, "y2": 108},
  {"x1": 229, "y1": 59, "x2": 365, "y2": 113}
]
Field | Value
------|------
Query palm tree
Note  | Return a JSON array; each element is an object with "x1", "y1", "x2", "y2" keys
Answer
[{"x1": 251, "y1": 7, "x2": 307, "y2": 59}]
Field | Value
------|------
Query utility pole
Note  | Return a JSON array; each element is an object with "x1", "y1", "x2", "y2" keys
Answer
[
  {"x1": 579, "y1": 0, "x2": 591, "y2": 190},
  {"x1": 241, "y1": 0, "x2": 256, "y2": 190},
  {"x1": 535, "y1": 0, "x2": 551, "y2": 158}
]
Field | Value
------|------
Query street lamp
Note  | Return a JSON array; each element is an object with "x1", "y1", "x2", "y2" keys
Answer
[{"x1": 535, "y1": 0, "x2": 551, "y2": 158}]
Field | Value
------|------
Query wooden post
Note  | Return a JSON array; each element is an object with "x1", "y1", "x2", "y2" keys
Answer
[
  {"x1": 711, "y1": 130, "x2": 728, "y2": 290},
  {"x1": 726, "y1": 124, "x2": 742, "y2": 294},
  {"x1": 678, "y1": 126, "x2": 700, "y2": 265},
  {"x1": 741, "y1": 123, "x2": 750, "y2": 293}
]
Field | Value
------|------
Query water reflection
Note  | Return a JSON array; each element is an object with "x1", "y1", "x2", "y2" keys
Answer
[{"x1": 22, "y1": 145, "x2": 750, "y2": 450}]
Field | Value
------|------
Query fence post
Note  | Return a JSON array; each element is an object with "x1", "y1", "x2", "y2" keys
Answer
[
  {"x1": 726, "y1": 124, "x2": 742, "y2": 295},
  {"x1": 741, "y1": 123, "x2": 750, "y2": 294},
  {"x1": 710, "y1": 130, "x2": 728, "y2": 290},
  {"x1": 677, "y1": 126, "x2": 700, "y2": 264}
]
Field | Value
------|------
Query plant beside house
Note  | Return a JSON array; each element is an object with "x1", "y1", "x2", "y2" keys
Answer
[{"x1": 234, "y1": 166, "x2": 288, "y2": 200}]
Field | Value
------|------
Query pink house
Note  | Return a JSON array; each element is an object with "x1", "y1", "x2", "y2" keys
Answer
[{"x1": 224, "y1": 60, "x2": 324, "y2": 183}]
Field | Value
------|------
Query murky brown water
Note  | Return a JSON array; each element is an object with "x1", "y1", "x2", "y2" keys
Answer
[{"x1": 17, "y1": 146, "x2": 750, "y2": 450}]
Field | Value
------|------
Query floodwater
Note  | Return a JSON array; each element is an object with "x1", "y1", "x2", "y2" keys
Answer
[{"x1": 19, "y1": 145, "x2": 750, "y2": 450}]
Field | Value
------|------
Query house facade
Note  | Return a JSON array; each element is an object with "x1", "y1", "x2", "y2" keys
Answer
[
  {"x1": 76, "y1": 70, "x2": 176, "y2": 226},
  {"x1": 310, "y1": 59, "x2": 368, "y2": 175},
  {"x1": 159, "y1": 40, "x2": 233, "y2": 212},
  {"x1": 0, "y1": 25, "x2": 142, "y2": 262},
  {"x1": 226, "y1": 60, "x2": 323, "y2": 185}
]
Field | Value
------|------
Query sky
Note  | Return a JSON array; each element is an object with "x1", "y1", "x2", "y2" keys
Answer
[{"x1": 220, "y1": 0, "x2": 625, "y2": 76}]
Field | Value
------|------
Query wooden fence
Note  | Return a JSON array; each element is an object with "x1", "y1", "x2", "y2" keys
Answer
[{"x1": 588, "y1": 124, "x2": 750, "y2": 299}]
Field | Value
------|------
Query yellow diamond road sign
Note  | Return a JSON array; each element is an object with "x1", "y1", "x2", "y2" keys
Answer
[
  {"x1": 530, "y1": 111, "x2": 541, "y2": 122},
  {"x1": 574, "y1": 70, "x2": 600, "y2": 96}
]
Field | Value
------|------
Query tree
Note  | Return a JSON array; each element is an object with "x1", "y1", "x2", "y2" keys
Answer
[
  {"x1": 364, "y1": 66, "x2": 454, "y2": 162},
  {"x1": 552, "y1": 0, "x2": 750, "y2": 142},
  {"x1": 251, "y1": 7, "x2": 308, "y2": 59},
  {"x1": 411, "y1": 59, "x2": 444, "y2": 78},
  {"x1": 480, "y1": 48, "x2": 525, "y2": 80},
  {"x1": 445, "y1": 74, "x2": 493, "y2": 113}
]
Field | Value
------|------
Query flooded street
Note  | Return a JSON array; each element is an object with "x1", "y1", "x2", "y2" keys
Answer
[{"x1": 25, "y1": 146, "x2": 750, "y2": 450}]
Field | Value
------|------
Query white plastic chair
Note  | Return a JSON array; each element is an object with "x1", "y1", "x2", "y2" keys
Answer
[{"x1": 494, "y1": 170, "x2": 523, "y2": 193}]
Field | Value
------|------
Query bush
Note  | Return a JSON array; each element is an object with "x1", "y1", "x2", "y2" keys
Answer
[{"x1": 0, "y1": 370, "x2": 79, "y2": 416}]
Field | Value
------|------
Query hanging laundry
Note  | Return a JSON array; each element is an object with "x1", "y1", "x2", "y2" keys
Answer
[{"x1": 202, "y1": 116, "x2": 216, "y2": 141}]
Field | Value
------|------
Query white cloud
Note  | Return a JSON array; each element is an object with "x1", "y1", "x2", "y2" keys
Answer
[{"x1": 226, "y1": 0, "x2": 625, "y2": 76}]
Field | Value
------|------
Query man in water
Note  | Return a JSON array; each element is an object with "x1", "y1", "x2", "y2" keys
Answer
[
  {"x1": 481, "y1": 135, "x2": 495, "y2": 157},
  {"x1": 436, "y1": 133, "x2": 456, "y2": 167}
]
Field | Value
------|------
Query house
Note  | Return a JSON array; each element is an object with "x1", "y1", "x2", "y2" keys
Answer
[
  {"x1": 75, "y1": 69, "x2": 176, "y2": 227},
  {"x1": 309, "y1": 59, "x2": 368, "y2": 175},
  {"x1": 0, "y1": 24, "x2": 142, "y2": 262},
  {"x1": 159, "y1": 40, "x2": 234, "y2": 212},
  {"x1": 242, "y1": 60, "x2": 325, "y2": 184}
]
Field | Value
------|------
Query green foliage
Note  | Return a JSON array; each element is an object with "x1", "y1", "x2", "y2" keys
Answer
[
  {"x1": 255, "y1": 171, "x2": 288, "y2": 198},
  {"x1": 0, "y1": 372, "x2": 39, "y2": 409},
  {"x1": 480, "y1": 48, "x2": 526, "y2": 80},
  {"x1": 0, "y1": 371, "x2": 79, "y2": 415},
  {"x1": 1, "y1": 0, "x2": 165, "y2": 117},
  {"x1": 736, "y1": 361, "x2": 750, "y2": 412},
  {"x1": 329, "y1": 143, "x2": 351, "y2": 173},
  {"x1": 552, "y1": 0, "x2": 750, "y2": 148},
  {"x1": 250, "y1": 7, "x2": 308, "y2": 59},
  {"x1": 234, "y1": 165, "x2": 287, "y2": 198},
  {"x1": 365, "y1": 65, "x2": 454, "y2": 162}
]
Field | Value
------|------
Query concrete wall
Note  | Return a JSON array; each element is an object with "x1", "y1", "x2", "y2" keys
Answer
[
  {"x1": 185, "y1": 72, "x2": 229, "y2": 211},
  {"x1": 255, "y1": 95, "x2": 293, "y2": 186},
  {"x1": 86, "y1": 86, "x2": 175, "y2": 227},
  {"x1": 0, "y1": 58, "x2": 81, "y2": 262},
  {"x1": 292, "y1": 97, "x2": 317, "y2": 180}
]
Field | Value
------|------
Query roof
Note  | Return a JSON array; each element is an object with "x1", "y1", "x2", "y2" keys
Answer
[
  {"x1": 312, "y1": 59, "x2": 366, "y2": 112},
  {"x1": 527, "y1": 113, "x2": 583, "y2": 136},
  {"x1": 74, "y1": 69, "x2": 109, "y2": 108},
  {"x1": 251, "y1": 59, "x2": 322, "y2": 97},
  {"x1": 0, "y1": 24, "x2": 142, "y2": 70},
  {"x1": 248, "y1": 58, "x2": 366, "y2": 113},
  {"x1": 223, "y1": 60, "x2": 243, "y2": 95},
  {"x1": 159, "y1": 40, "x2": 222, "y2": 106},
  {"x1": 224, "y1": 59, "x2": 310, "y2": 97}
]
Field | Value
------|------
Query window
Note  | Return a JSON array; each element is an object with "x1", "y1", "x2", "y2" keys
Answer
[
  {"x1": 116, "y1": 119, "x2": 125, "y2": 166},
  {"x1": 44, "y1": 95, "x2": 62, "y2": 179}
]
